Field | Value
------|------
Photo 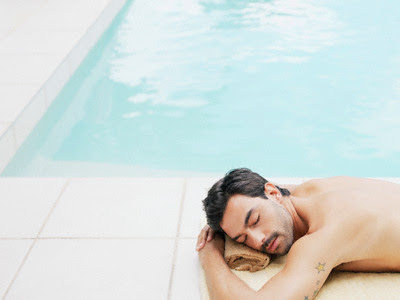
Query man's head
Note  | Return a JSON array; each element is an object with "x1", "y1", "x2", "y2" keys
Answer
[{"x1": 202, "y1": 168, "x2": 294, "y2": 255}]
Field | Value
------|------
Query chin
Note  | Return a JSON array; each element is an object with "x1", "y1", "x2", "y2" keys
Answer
[{"x1": 276, "y1": 241, "x2": 291, "y2": 256}]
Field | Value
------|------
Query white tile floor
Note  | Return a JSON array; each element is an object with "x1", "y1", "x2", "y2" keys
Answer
[
  {"x1": 7, "y1": 239, "x2": 175, "y2": 300},
  {"x1": 171, "y1": 239, "x2": 201, "y2": 300},
  {"x1": 40, "y1": 178, "x2": 184, "y2": 238},
  {"x1": 0, "y1": 123, "x2": 10, "y2": 136},
  {"x1": 0, "y1": 177, "x2": 220, "y2": 299}
]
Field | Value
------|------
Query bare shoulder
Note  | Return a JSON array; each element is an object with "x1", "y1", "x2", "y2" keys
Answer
[
  {"x1": 276, "y1": 176, "x2": 351, "y2": 196},
  {"x1": 301, "y1": 176, "x2": 354, "y2": 187},
  {"x1": 292, "y1": 176, "x2": 358, "y2": 197},
  {"x1": 302, "y1": 176, "x2": 399, "y2": 188}
]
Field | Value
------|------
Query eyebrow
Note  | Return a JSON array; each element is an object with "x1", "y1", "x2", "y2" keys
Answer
[{"x1": 232, "y1": 208, "x2": 254, "y2": 241}]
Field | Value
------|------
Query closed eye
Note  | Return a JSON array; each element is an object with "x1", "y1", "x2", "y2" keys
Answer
[{"x1": 253, "y1": 215, "x2": 260, "y2": 226}]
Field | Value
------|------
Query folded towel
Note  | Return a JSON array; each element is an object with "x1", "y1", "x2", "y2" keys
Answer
[{"x1": 224, "y1": 235, "x2": 271, "y2": 272}]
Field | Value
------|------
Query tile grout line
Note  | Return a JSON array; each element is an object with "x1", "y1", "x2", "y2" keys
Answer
[
  {"x1": 35, "y1": 179, "x2": 71, "y2": 239},
  {"x1": 167, "y1": 178, "x2": 188, "y2": 300},
  {"x1": 1, "y1": 178, "x2": 71, "y2": 300}
]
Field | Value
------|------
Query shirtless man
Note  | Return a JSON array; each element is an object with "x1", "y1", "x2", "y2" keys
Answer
[{"x1": 196, "y1": 168, "x2": 400, "y2": 300}]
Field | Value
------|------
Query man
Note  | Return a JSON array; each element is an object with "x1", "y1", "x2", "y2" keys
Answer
[{"x1": 196, "y1": 168, "x2": 400, "y2": 300}]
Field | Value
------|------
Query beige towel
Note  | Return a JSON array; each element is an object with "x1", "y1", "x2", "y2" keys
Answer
[
  {"x1": 224, "y1": 235, "x2": 271, "y2": 272},
  {"x1": 200, "y1": 256, "x2": 400, "y2": 300}
]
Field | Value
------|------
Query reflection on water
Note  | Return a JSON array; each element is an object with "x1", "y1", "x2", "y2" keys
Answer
[
  {"x1": 3, "y1": 0, "x2": 400, "y2": 176},
  {"x1": 110, "y1": 0, "x2": 342, "y2": 104}
]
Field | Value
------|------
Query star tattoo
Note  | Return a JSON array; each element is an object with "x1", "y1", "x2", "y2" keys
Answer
[
  {"x1": 315, "y1": 262, "x2": 326, "y2": 273},
  {"x1": 313, "y1": 289, "x2": 319, "y2": 297}
]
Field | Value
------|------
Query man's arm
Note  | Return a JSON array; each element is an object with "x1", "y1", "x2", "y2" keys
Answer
[
  {"x1": 198, "y1": 234, "x2": 258, "y2": 299},
  {"x1": 199, "y1": 231, "x2": 339, "y2": 300}
]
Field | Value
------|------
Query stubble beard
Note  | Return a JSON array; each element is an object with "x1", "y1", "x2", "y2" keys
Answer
[{"x1": 276, "y1": 203, "x2": 295, "y2": 255}]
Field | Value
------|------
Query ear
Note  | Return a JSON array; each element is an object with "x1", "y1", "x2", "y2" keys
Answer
[{"x1": 264, "y1": 182, "x2": 282, "y2": 201}]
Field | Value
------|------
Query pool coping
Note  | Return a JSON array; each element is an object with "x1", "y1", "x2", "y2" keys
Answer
[{"x1": 0, "y1": 0, "x2": 127, "y2": 174}]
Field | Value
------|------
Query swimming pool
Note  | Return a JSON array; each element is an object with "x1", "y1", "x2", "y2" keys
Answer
[{"x1": 2, "y1": 0, "x2": 400, "y2": 177}]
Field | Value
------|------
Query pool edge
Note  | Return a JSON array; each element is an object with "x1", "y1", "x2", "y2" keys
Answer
[{"x1": 0, "y1": 0, "x2": 128, "y2": 174}]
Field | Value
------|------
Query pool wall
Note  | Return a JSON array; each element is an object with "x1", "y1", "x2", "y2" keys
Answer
[{"x1": 0, "y1": 0, "x2": 127, "y2": 174}]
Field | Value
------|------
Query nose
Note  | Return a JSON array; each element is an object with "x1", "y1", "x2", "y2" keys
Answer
[{"x1": 247, "y1": 229, "x2": 265, "y2": 249}]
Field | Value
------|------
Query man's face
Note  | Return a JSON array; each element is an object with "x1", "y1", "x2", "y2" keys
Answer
[{"x1": 220, "y1": 194, "x2": 294, "y2": 255}]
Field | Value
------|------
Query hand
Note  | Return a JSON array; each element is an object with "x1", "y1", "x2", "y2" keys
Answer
[
  {"x1": 196, "y1": 224, "x2": 215, "y2": 251},
  {"x1": 198, "y1": 233, "x2": 225, "y2": 266}
]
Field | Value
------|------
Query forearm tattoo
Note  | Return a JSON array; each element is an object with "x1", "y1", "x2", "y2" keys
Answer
[
  {"x1": 315, "y1": 262, "x2": 326, "y2": 273},
  {"x1": 303, "y1": 262, "x2": 326, "y2": 299}
]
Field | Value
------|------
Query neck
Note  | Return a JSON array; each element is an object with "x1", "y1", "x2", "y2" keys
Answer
[{"x1": 282, "y1": 196, "x2": 310, "y2": 241}]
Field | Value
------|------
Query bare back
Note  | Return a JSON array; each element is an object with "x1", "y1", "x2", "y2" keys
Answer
[{"x1": 292, "y1": 177, "x2": 400, "y2": 272}]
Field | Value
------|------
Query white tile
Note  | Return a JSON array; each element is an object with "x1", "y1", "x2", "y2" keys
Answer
[
  {"x1": 6, "y1": 239, "x2": 173, "y2": 300},
  {"x1": 0, "y1": 0, "x2": 48, "y2": 30},
  {"x1": 0, "y1": 30, "x2": 9, "y2": 41},
  {"x1": 170, "y1": 239, "x2": 201, "y2": 300},
  {"x1": 0, "y1": 122, "x2": 11, "y2": 136},
  {"x1": 180, "y1": 177, "x2": 220, "y2": 238},
  {"x1": 0, "y1": 127, "x2": 16, "y2": 174},
  {"x1": 44, "y1": 59, "x2": 70, "y2": 107},
  {"x1": 20, "y1": 8, "x2": 101, "y2": 32},
  {"x1": 0, "y1": 179, "x2": 67, "y2": 237},
  {"x1": 0, "y1": 53, "x2": 64, "y2": 84},
  {"x1": 0, "y1": 240, "x2": 32, "y2": 297},
  {"x1": 13, "y1": 88, "x2": 47, "y2": 148},
  {"x1": 41, "y1": 178, "x2": 185, "y2": 238},
  {"x1": 0, "y1": 84, "x2": 39, "y2": 122},
  {"x1": 42, "y1": 0, "x2": 110, "y2": 10},
  {"x1": 0, "y1": 29, "x2": 83, "y2": 55}
]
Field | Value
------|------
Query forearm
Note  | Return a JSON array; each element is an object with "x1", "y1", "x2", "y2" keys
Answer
[{"x1": 201, "y1": 249, "x2": 257, "y2": 300}]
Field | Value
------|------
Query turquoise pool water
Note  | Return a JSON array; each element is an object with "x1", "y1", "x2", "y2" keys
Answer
[{"x1": 2, "y1": 0, "x2": 400, "y2": 177}]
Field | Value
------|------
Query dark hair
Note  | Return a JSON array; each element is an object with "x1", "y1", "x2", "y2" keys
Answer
[{"x1": 202, "y1": 168, "x2": 290, "y2": 233}]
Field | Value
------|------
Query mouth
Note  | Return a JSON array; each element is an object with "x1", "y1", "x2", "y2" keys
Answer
[
  {"x1": 268, "y1": 237, "x2": 279, "y2": 252},
  {"x1": 264, "y1": 236, "x2": 279, "y2": 253}
]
